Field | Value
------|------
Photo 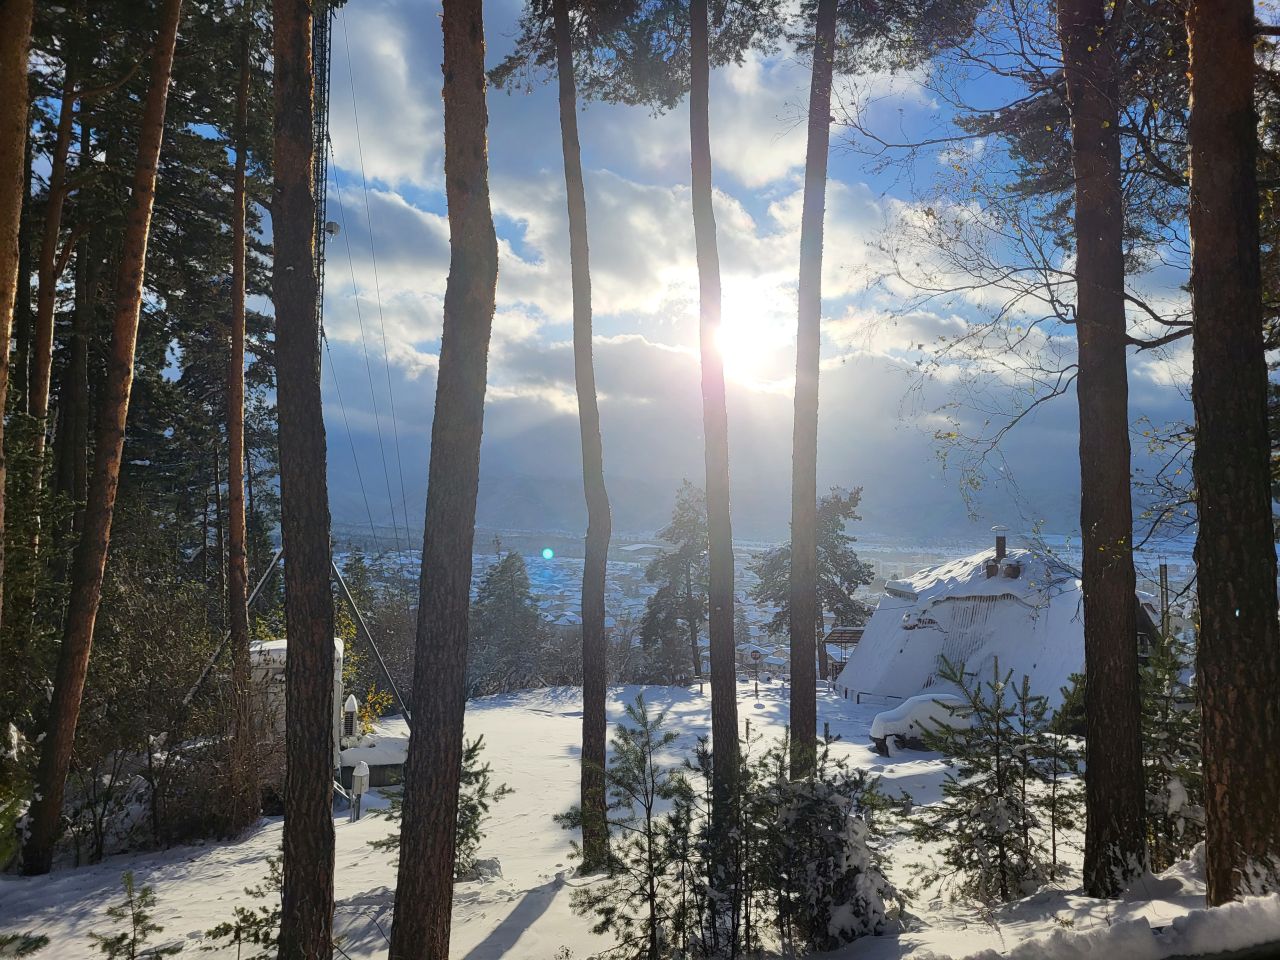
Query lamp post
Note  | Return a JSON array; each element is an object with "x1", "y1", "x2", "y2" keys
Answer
[{"x1": 751, "y1": 649, "x2": 761, "y2": 701}]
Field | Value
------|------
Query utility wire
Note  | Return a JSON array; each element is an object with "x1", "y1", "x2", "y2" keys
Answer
[
  {"x1": 340, "y1": 10, "x2": 414, "y2": 550},
  {"x1": 327, "y1": 150, "x2": 407, "y2": 558}
]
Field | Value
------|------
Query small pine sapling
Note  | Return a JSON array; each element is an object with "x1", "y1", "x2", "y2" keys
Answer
[
  {"x1": 372, "y1": 735, "x2": 512, "y2": 879},
  {"x1": 1033, "y1": 725, "x2": 1083, "y2": 882},
  {"x1": 0, "y1": 932, "x2": 50, "y2": 956},
  {"x1": 569, "y1": 695, "x2": 689, "y2": 960},
  {"x1": 89, "y1": 871, "x2": 182, "y2": 959},
  {"x1": 202, "y1": 855, "x2": 282, "y2": 959},
  {"x1": 1140, "y1": 629, "x2": 1204, "y2": 871},
  {"x1": 911, "y1": 658, "x2": 1049, "y2": 904}
]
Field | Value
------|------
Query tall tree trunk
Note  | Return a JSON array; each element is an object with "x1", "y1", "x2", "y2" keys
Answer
[
  {"x1": 550, "y1": 0, "x2": 612, "y2": 872},
  {"x1": 789, "y1": 0, "x2": 837, "y2": 780},
  {"x1": 30, "y1": 53, "x2": 79, "y2": 514},
  {"x1": 21, "y1": 0, "x2": 183, "y2": 876},
  {"x1": 389, "y1": 1, "x2": 497, "y2": 955},
  {"x1": 686, "y1": 563, "x2": 700, "y2": 679},
  {"x1": 689, "y1": 0, "x2": 739, "y2": 815},
  {"x1": 226, "y1": 21, "x2": 256, "y2": 835},
  {"x1": 54, "y1": 110, "x2": 92, "y2": 524},
  {"x1": 14, "y1": 131, "x2": 33, "y2": 411},
  {"x1": 1057, "y1": 0, "x2": 1146, "y2": 897},
  {"x1": 1186, "y1": 0, "x2": 1280, "y2": 904},
  {"x1": 272, "y1": 0, "x2": 336, "y2": 952},
  {"x1": 0, "y1": 0, "x2": 34, "y2": 630},
  {"x1": 214, "y1": 442, "x2": 225, "y2": 626}
]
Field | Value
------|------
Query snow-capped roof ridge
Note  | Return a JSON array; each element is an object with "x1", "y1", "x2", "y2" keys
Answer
[{"x1": 888, "y1": 545, "x2": 1080, "y2": 607}]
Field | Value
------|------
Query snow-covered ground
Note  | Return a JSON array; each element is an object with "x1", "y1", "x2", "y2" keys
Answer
[{"x1": 2, "y1": 682, "x2": 1276, "y2": 958}]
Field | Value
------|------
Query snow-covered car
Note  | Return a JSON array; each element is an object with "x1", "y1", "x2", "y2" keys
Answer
[{"x1": 870, "y1": 693, "x2": 971, "y2": 755}]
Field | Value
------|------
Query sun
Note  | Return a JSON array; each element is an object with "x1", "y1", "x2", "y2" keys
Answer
[{"x1": 712, "y1": 292, "x2": 794, "y2": 387}]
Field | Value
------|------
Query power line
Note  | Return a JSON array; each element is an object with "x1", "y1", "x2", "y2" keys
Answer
[
  {"x1": 327, "y1": 149, "x2": 407, "y2": 557},
  {"x1": 339, "y1": 10, "x2": 414, "y2": 547}
]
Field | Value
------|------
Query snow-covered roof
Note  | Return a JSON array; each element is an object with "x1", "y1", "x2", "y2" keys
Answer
[
  {"x1": 340, "y1": 716, "x2": 410, "y2": 769},
  {"x1": 836, "y1": 547, "x2": 1087, "y2": 709},
  {"x1": 250, "y1": 636, "x2": 344, "y2": 666}
]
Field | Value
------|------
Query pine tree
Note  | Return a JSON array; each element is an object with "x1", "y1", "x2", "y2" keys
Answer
[
  {"x1": 373, "y1": 736, "x2": 512, "y2": 880},
  {"x1": 225, "y1": 0, "x2": 256, "y2": 835},
  {"x1": 644, "y1": 481, "x2": 709, "y2": 680},
  {"x1": 768, "y1": 742, "x2": 897, "y2": 951},
  {"x1": 89, "y1": 871, "x2": 182, "y2": 959},
  {"x1": 489, "y1": 0, "x2": 621, "y2": 873},
  {"x1": 0, "y1": 0, "x2": 34, "y2": 628},
  {"x1": 1057, "y1": 0, "x2": 1147, "y2": 897},
  {"x1": 910, "y1": 659, "x2": 1056, "y2": 904},
  {"x1": 271, "y1": 0, "x2": 336, "y2": 952},
  {"x1": 749, "y1": 488, "x2": 873, "y2": 640},
  {"x1": 23, "y1": 0, "x2": 185, "y2": 876},
  {"x1": 468, "y1": 551, "x2": 549, "y2": 694},
  {"x1": 390, "y1": 0, "x2": 500, "y2": 955},
  {"x1": 1141, "y1": 629, "x2": 1203, "y2": 872},
  {"x1": 569, "y1": 696, "x2": 690, "y2": 960},
  {"x1": 1186, "y1": 0, "x2": 1280, "y2": 903}
]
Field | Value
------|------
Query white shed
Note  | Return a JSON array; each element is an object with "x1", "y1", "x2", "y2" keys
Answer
[{"x1": 250, "y1": 636, "x2": 345, "y2": 770}]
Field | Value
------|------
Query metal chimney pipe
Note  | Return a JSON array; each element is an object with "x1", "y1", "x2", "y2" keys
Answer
[{"x1": 995, "y1": 534, "x2": 1007, "y2": 561}]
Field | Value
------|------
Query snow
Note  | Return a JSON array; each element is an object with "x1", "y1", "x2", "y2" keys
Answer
[
  {"x1": 870, "y1": 694, "x2": 971, "y2": 748},
  {"x1": 2, "y1": 683, "x2": 1276, "y2": 959},
  {"x1": 339, "y1": 719, "x2": 409, "y2": 770},
  {"x1": 837, "y1": 548, "x2": 1089, "y2": 710}
]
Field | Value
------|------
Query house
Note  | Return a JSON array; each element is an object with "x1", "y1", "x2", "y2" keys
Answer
[{"x1": 835, "y1": 534, "x2": 1160, "y2": 713}]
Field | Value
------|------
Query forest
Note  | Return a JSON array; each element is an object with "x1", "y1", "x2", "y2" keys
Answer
[{"x1": 1, "y1": 0, "x2": 1279, "y2": 958}]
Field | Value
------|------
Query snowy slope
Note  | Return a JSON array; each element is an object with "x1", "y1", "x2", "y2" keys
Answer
[
  {"x1": 837, "y1": 548, "x2": 1088, "y2": 709},
  {"x1": 1, "y1": 682, "x2": 1274, "y2": 959}
]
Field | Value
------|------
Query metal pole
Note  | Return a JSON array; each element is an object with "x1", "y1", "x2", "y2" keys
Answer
[
  {"x1": 332, "y1": 558, "x2": 413, "y2": 727},
  {"x1": 182, "y1": 545, "x2": 285, "y2": 707},
  {"x1": 1159, "y1": 561, "x2": 1170, "y2": 638}
]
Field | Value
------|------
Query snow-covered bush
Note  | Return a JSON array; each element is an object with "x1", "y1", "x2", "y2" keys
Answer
[{"x1": 766, "y1": 742, "x2": 897, "y2": 951}]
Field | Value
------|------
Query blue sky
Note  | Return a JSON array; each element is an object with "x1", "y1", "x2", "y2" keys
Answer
[{"x1": 315, "y1": 0, "x2": 1193, "y2": 545}]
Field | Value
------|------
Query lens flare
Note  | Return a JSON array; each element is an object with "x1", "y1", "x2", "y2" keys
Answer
[{"x1": 541, "y1": 547, "x2": 555, "y2": 560}]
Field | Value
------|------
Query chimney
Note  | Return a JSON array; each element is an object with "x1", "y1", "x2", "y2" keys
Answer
[{"x1": 992, "y1": 524, "x2": 1008, "y2": 562}]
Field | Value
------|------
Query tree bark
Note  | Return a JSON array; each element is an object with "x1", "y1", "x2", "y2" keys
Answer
[
  {"x1": 1186, "y1": 0, "x2": 1280, "y2": 905},
  {"x1": 272, "y1": 0, "x2": 336, "y2": 952},
  {"x1": 30, "y1": 50, "x2": 79, "y2": 514},
  {"x1": 53, "y1": 115, "x2": 92, "y2": 524},
  {"x1": 1057, "y1": 0, "x2": 1146, "y2": 897},
  {"x1": 14, "y1": 134, "x2": 33, "y2": 412},
  {"x1": 22, "y1": 0, "x2": 183, "y2": 876},
  {"x1": 0, "y1": 0, "x2": 34, "y2": 630},
  {"x1": 551, "y1": 0, "x2": 612, "y2": 872},
  {"x1": 388, "y1": 1, "x2": 497, "y2": 957},
  {"x1": 789, "y1": 0, "x2": 837, "y2": 780},
  {"x1": 690, "y1": 0, "x2": 739, "y2": 815},
  {"x1": 226, "y1": 19, "x2": 257, "y2": 836},
  {"x1": 214, "y1": 443, "x2": 225, "y2": 625}
]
